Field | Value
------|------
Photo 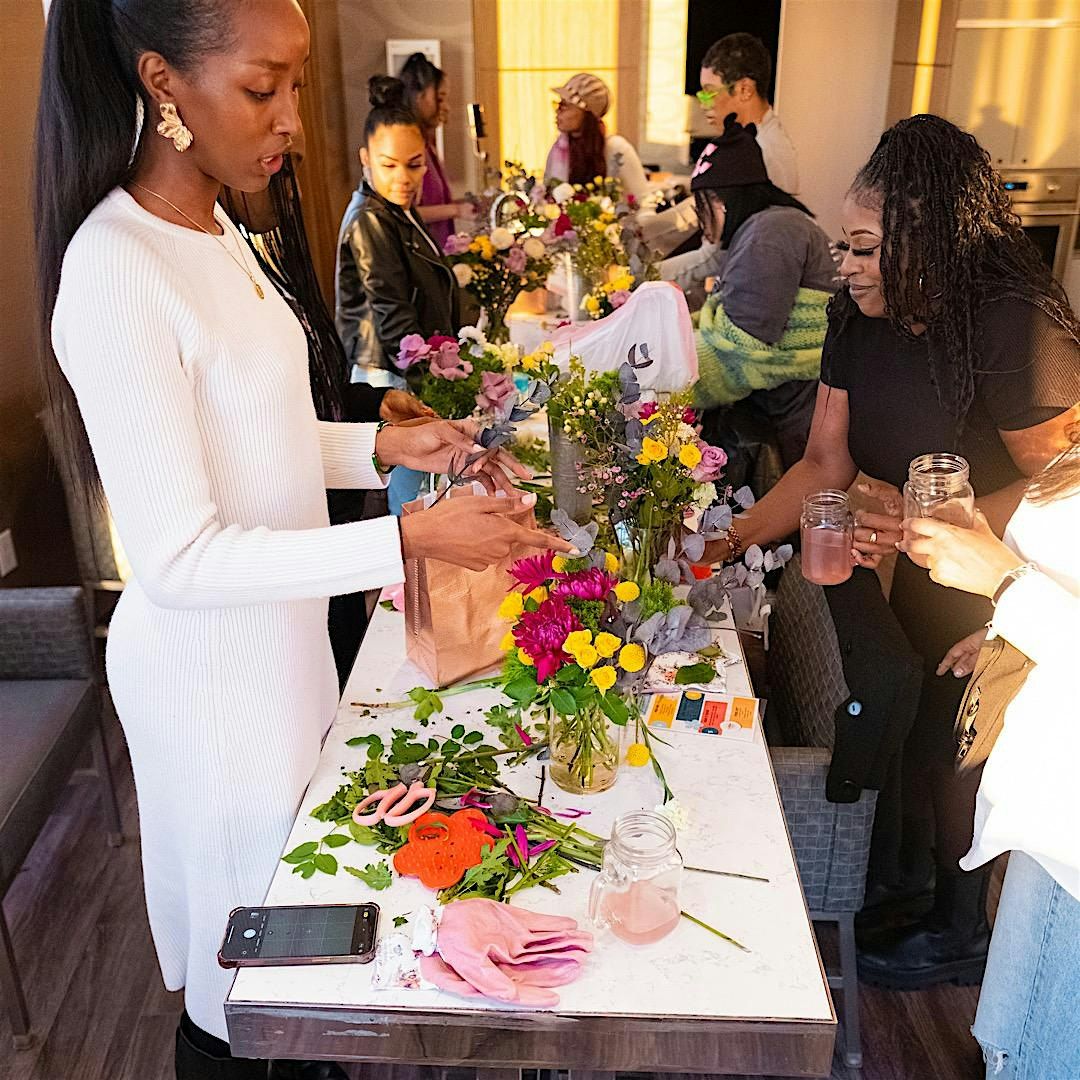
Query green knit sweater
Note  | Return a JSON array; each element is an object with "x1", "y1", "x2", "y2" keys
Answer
[{"x1": 693, "y1": 287, "x2": 832, "y2": 408}]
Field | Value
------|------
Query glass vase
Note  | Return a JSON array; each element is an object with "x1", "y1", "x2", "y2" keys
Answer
[{"x1": 547, "y1": 701, "x2": 621, "y2": 795}]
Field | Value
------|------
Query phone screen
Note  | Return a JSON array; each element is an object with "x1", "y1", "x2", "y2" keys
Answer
[{"x1": 220, "y1": 904, "x2": 378, "y2": 965}]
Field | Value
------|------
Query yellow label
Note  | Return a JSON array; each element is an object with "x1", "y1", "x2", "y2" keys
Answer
[
  {"x1": 647, "y1": 694, "x2": 678, "y2": 728},
  {"x1": 730, "y1": 697, "x2": 757, "y2": 729}
]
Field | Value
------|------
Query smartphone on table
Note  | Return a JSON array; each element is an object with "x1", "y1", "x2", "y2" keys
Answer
[{"x1": 218, "y1": 903, "x2": 379, "y2": 968}]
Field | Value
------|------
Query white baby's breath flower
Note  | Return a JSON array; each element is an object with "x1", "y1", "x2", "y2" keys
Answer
[
  {"x1": 452, "y1": 263, "x2": 474, "y2": 287},
  {"x1": 678, "y1": 423, "x2": 697, "y2": 442},
  {"x1": 552, "y1": 182, "x2": 575, "y2": 205},
  {"x1": 655, "y1": 799, "x2": 691, "y2": 832},
  {"x1": 490, "y1": 226, "x2": 515, "y2": 250}
]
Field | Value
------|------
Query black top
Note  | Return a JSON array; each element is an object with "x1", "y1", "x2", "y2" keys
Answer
[{"x1": 821, "y1": 298, "x2": 1080, "y2": 495}]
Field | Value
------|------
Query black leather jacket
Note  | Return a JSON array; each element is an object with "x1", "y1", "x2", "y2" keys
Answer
[{"x1": 334, "y1": 183, "x2": 462, "y2": 377}]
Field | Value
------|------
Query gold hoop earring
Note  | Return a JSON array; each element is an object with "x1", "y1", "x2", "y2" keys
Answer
[{"x1": 157, "y1": 102, "x2": 193, "y2": 153}]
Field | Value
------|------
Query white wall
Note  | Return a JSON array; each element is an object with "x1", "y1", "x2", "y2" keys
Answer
[{"x1": 776, "y1": 0, "x2": 899, "y2": 239}]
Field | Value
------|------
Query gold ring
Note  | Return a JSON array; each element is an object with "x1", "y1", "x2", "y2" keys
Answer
[{"x1": 869, "y1": 531, "x2": 878, "y2": 544}]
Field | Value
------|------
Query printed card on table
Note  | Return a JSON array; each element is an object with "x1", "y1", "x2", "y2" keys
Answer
[{"x1": 646, "y1": 691, "x2": 759, "y2": 742}]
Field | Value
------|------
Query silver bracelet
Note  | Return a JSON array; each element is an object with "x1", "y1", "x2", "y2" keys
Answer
[{"x1": 991, "y1": 561, "x2": 1038, "y2": 607}]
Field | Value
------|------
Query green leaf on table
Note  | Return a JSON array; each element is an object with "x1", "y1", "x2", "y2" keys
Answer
[
  {"x1": 393, "y1": 915, "x2": 409, "y2": 928},
  {"x1": 675, "y1": 662, "x2": 717, "y2": 685},
  {"x1": 442, "y1": 742, "x2": 461, "y2": 758},
  {"x1": 463, "y1": 731, "x2": 484, "y2": 745},
  {"x1": 282, "y1": 841, "x2": 318, "y2": 864},
  {"x1": 599, "y1": 692, "x2": 629, "y2": 726},
  {"x1": 348, "y1": 822, "x2": 383, "y2": 846},
  {"x1": 550, "y1": 688, "x2": 577, "y2": 716},
  {"x1": 695, "y1": 643, "x2": 724, "y2": 660},
  {"x1": 323, "y1": 832, "x2": 351, "y2": 848},
  {"x1": 314, "y1": 853, "x2": 339, "y2": 876},
  {"x1": 451, "y1": 723, "x2": 465, "y2": 740},
  {"x1": 365, "y1": 759, "x2": 400, "y2": 792},
  {"x1": 407, "y1": 687, "x2": 444, "y2": 721},
  {"x1": 345, "y1": 862, "x2": 393, "y2": 891},
  {"x1": 299, "y1": 864, "x2": 316, "y2": 879}
]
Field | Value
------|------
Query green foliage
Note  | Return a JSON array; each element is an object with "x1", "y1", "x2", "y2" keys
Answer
[
  {"x1": 409, "y1": 348, "x2": 505, "y2": 421},
  {"x1": 345, "y1": 861, "x2": 393, "y2": 891},
  {"x1": 407, "y1": 687, "x2": 444, "y2": 722},
  {"x1": 567, "y1": 598, "x2": 604, "y2": 633},
  {"x1": 675, "y1": 661, "x2": 717, "y2": 685},
  {"x1": 639, "y1": 580, "x2": 678, "y2": 622}
]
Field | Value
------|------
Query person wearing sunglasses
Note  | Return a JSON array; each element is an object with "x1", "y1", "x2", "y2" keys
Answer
[{"x1": 658, "y1": 34, "x2": 800, "y2": 305}]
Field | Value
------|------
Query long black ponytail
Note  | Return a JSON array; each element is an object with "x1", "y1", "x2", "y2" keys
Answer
[{"x1": 34, "y1": 0, "x2": 235, "y2": 503}]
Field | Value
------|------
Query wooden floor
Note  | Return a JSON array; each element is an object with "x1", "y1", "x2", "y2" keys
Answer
[{"x1": 0, "y1": 714, "x2": 991, "y2": 1080}]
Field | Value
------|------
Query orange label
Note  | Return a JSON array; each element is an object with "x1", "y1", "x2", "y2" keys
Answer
[
  {"x1": 730, "y1": 697, "x2": 756, "y2": 729},
  {"x1": 647, "y1": 694, "x2": 678, "y2": 728}
]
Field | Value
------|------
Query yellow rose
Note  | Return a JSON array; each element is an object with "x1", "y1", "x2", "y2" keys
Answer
[
  {"x1": 527, "y1": 586, "x2": 549, "y2": 605},
  {"x1": 627, "y1": 742, "x2": 651, "y2": 767},
  {"x1": 520, "y1": 352, "x2": 539, "y2": 372},
  {"x1": 595, "y1": 632, "x2": 622, "y2": 658},
  {"x1": 614, "y1": 581, "x2": 640, "y2": 603},
  {"x1": 618, "y1": 643, "x2": 646, "y2": 673},
  {"x1": 604, "y1": 552, "x2": 619, "y2": 573},
  {"x1": 593, "y1": 175, "x2": 604, "y2": 185},
  {"x1": 551, "y1": 555, "x2": 568, "y2": 573},
  {"x1": 592, "y1": 219, "x2": 607, "y2": 233},
  {"x1": 640, "y1": 437, "x2": 668, "y2": 463},
  {"x1": 544, "y1": 204, "x2": 561, "y2": 220},
  {"x1": 610, "y1": 271, "x2": 633, "y2": 292},
  {"x1": 562, "y1": 629, "x2": 593, "y2": 654},
  {"x1": 590, "y1": 665, "x2": 617, "y2": 693},
  {"x1": 584, "y1": 295, "x2": 601, "y2": 315},
  {"x1": 500, "y1": 630, "x2": 516, "y2": 651},
  {"x1": 679, "y1": 443, "x2": 703, "y2": 469},
  {"x1": 498, "y1": 591, "x2": 525, "y2": 621},
  {"x1": 574, "y1": 644, "x2": 599, "y2": 669},
  {"x1": 517, "y1": 649, "x2": 535, "y2": 666}
]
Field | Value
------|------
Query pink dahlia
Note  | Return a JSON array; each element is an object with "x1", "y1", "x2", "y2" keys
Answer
[
  {"x1": 509, "y1": 550, "x2": 557, "y2": 591},
  {"x1": 513, "y1": 597, "x2": 582, "y2": 682},
  {"x1": 551, "y1": 568, "x2": 618, "y2": 601},
  {"x1": 638, "y1": 400, "x2": 658, "y2": 421}
]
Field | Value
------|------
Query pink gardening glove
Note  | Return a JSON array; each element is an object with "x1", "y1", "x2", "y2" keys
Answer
[
  {"x1": 420, "y1": 951, "x2": 584, "y2": 1007},
  {"x1": 422, "y1": 899, "x2": 593, "y2": 1006}
]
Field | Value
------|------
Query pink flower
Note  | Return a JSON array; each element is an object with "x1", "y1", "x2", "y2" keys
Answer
[
  {"x1": 513, "y1": 597, "x2": 583, "y2": 682},
  {"x1": 476, "y1": 370, "x2": 515, "y2": 412},
  {"x1": 504, "y1": 245, "x2": 527, "y2": 274},
  {"x1": 691, "y1": 440, "x2": 728, "y2": 483},
  {"x1": 554, "y1": 213, "x2": 574, "y2": 237},
  {"x1": 396, "y1": 333, "x2": 432, "y2": 371},
  {"x1": 609, "y1": 289, "x2": 630, "y2": 309},
  {"x1": 638, "y1": 401, "x2": 658, "y2": 421},
  {"x1": 443, "y1": 233, "x2": 471, "y2": 256},
  {"x1": 507, "y1": 825, "x2": 558, "y2": 868},
  {"x1": 682, "y1": 407, "x2": 697, "y2": 425},
  {"x1": 509, "y1": 550, "x2": 557, "y2": 591},
  {"x1": 429, "y1": 340, "x2": 473, "y2": 381},
  {"x1": 551, "y1": 568, "x2": 618, "y2": 601}
]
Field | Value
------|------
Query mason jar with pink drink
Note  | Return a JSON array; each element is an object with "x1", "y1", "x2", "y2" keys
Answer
[{"x1": 800, "y1": 490, "x2": 855, "y2": 586}]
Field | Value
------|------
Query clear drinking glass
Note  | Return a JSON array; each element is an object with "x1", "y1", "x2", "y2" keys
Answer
[
  {"x1": 903, "y1": 453, "x2": 975, "y2": 568},
  {"x1": 800, "y1": 490, "x2": 854, "y2": 585},
  {"x1": 588, "y1": 812, "x2": 683, "y2": 945}
]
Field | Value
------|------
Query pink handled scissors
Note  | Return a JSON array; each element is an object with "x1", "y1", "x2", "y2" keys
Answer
[{"x1": 352, "y1": 780, "x2": 437, "y2": 828}]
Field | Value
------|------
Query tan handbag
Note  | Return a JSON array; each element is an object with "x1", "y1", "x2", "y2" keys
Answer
[
  {"x1": 401, "y1": 484, "x2": 538, "y2": 687},
  {"x1": 954, "y1": 636, "x2": 1035, "y2": 775}
]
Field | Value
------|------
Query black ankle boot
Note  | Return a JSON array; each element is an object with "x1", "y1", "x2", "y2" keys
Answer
[
  {"x1": 855, "y1": 871, "x2": 936, "y2": 941},
  {"x1": 857, "y1": 865, "x2": 990, "y2": 990},
  {"x1": 175, "y1": 1012, "x2": 268, "y2": 1080}
]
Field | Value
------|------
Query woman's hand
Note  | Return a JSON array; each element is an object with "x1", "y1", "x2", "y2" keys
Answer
[
  {"x1": 399, "y1": 491, "x2": 575, "y2": 569},
  {"x1": 899, "y1": 511, "x2": 1023, "y2": 598},
  {"x1": 376, "y1": 420, "x2": 533, "y2": 495},
  {"x1": 380, "y1": 390, "x2": 436, "y2": 426},
  {"x1": 852, "y1": 479, "x2": 904, "y2": 569},
  {"x1": 937, "y1": 627, "x2": 989, "y2": 678}
]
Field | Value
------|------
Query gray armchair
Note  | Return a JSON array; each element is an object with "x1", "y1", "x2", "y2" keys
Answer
[
  {"x1": 0, "y1": 587, "x2": 123, "y2": 1049},
  {"x1": 767, "y1": 555, "x2": 877, "y2": 1070}
]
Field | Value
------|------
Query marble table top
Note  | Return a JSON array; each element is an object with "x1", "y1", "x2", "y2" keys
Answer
[{"x1": 227, "y1": 600, "x2": 832, "y2": 1032}]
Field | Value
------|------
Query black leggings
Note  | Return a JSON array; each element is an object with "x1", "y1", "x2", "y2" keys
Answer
[{"x1": 874, "y1": 556, "x2": 991, "y2": 883}]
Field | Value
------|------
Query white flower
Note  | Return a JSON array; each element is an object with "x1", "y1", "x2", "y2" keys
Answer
[
  {"x1": 552, "y1": 182, "x2": 576, "y2": 205},
  {"x1": 459, "y1": 325, "x2": 486, "y2": 345},
  {"x1": 490, "y1": 226, "x2": 514, "y2": 250},
  {"x1": 604, "y1": 223, "x2": 622, "y2": 246},
  {"x1": 599, "y1": 195, "x2": 614, "y2": 213},
  {"x1": 655, "y1": 799, "x2": 691, "y2": 832},
  {"x1": 522, "y1": 236, "x2": 546, "y2": 260},
  {"x1": 452, "y1": 263, "x2": 474, "y2": 287},
  {"x1": 677, "y1": 423, "x2": 697, "y2": 442},
  {"x1": 693, "y1": 482, "x2": 718, "y2": 511}
]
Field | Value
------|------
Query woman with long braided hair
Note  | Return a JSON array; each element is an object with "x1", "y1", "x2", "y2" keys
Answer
[{"x1": 705, "y1": 115, "x2": 1079, "y2": 989}]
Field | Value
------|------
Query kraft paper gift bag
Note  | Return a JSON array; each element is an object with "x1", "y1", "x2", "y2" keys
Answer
[{"x1": 402, "y1": 483, "x2": 538, "y2": 686}]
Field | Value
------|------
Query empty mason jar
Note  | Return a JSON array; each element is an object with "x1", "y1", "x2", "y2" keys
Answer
[
  {"x1": 903, "y1": 453, "x2": 975, "y2": 568},
  {"x1": 800, "y1": 490, "x2": 854, "y2": 585},
  {"x1": 589, "y1": 812, "x2": 683, "y2": 945}
]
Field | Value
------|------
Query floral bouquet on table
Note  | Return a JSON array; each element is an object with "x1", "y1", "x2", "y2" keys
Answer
[
  {"x1": 395, "y1": 326, "x2": 553, "y2": 422},
  {"x1": 493, "y1": 513, "x2": 716, "y2": 798},
  {"x1": 580, "y1": 265, "x2": 637, "y2": 320}
]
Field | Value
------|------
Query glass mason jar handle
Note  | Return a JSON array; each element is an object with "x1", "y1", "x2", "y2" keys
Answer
[{"x1": 588, "y1": 864, "x2": 628, "y2": 930}]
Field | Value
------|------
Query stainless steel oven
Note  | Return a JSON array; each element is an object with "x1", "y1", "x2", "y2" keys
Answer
[{"x1": 1000, "y1": 170, "x2": 1080, "y2": 285}]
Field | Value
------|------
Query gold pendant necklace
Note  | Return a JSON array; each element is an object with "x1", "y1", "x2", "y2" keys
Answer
[{"x1": 129, "y1": 182, "x2": 265, "y2": 299}]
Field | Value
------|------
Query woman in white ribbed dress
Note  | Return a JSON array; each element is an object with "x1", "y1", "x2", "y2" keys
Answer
[{"x1": 36, "y1": 2, "x2": 563, "y2": 1075}]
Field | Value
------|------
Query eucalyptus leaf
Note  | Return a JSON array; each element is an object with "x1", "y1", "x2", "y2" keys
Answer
[
  {"x1": 681, "y1": 532, "x2": 706, "y2": 563},
  {"x1": 733, "y1": 485, "x2": 756, "y2": 510},
  {"x1": 550, "y1": 509, "x2": 598, "y2": 556}
]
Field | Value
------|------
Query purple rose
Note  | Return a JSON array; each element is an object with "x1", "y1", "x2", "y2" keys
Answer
[
  {"x1": 429, "y1": 340, "x2": 473, "y2": 381},
  {"x1": 396, "y1": 332, "x2": 432, "y2": 371},
  {"x1": 691, "y1": 441, "x2": 728, "y2": 483},
  {"x1": 476, "y1": 370, "x2": 515, "y2": 412},
  {"x1": 608, "y1": 289, "x2": 630, "y2": 309},
  {"x1": 442, "y1": 233, "x2": 471, "y2": 256},
  {"x1": 504, "y1": 245, "x2": 527, "y2": 274}
]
